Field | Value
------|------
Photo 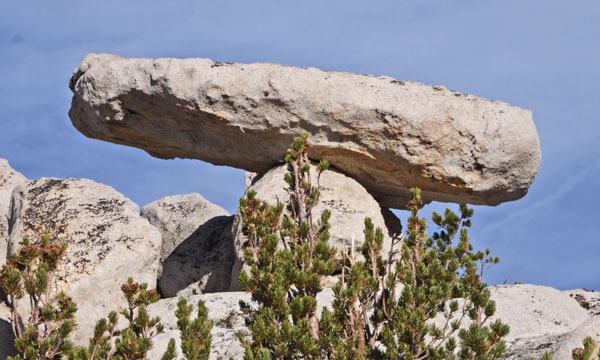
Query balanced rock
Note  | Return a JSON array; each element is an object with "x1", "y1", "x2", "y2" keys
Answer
[
  {"x1": 229, "y1": 164, "x2": 398, "y2": 290},
  {"x1": 141, "y1": 193, "x2": 229, "y2": 275},
  {"x1": 0, "y1": 159, "x2": 27, "y2": 264},
  {"x1": 159, "y1": 215, "x2": 235, "y2": 297},
  {"x1": 0, "y1": 302, "x2": 16, "y2": 359},
  {"x1": 7, "y1": 177, "x2": 162, "y2": 345},
  {"x1": 68, "y1": 54, "x2": 541, "y2": 209}
]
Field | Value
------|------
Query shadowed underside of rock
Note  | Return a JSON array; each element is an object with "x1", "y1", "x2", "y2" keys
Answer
[{"x1": 69, "y1": 54, "x2": 541, "y2": 208}]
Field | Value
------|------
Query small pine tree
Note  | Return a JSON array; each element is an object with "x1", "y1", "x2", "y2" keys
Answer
[
  {"x1": 331, "y1": 187, "x2": 509, "y2": 359},
  {"x1": 238, "y1": 132, "x2": 337, "y2": 359},
  {"x1": 174, "y1": 297, "x2": 214, "y2": 360},
  {"x1": 0, "y1": 235, "x2": 75, "y2": 360},
  {"x1": 240, "y1": 133, "x2": 509, "y2": 360},
  {"x1": 70, "y1": 278, "x2": 165, "y2": 360},
  {"x1": 2, "y1": 234, "x2": 213, "y2": 360}
]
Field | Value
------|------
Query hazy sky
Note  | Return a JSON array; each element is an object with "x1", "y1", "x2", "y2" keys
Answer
[{"x1": 1, "y1": 1, "x2": 598, "y2": 290}]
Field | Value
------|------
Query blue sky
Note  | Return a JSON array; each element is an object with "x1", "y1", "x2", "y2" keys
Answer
[{"x1": 1, "y1": 1, "x2": 598, "y2": 290}]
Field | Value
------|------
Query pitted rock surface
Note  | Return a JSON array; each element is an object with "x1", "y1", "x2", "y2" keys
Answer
[
  {"x1": 7, "y1": 177, "x2": 161, "y2": 345},
  {"x1": 229, "y1": 164, "x2": 398, "y2": 290},
  {"x1": 68, "y1": 54, "x2": 541, "y2": 209},
  {"x1": 159, "y1": 215, "x2": 235, "y2": 297},
  {"x1": 549, "y1": 316, "x2": 600, "y2": 360},
  {"x1": 565, "y1": 288, "x2": 600, "y2": 316},
  {"x1": 141, "y1": 193, "x2": 229, "y2": 277},
  {"x1": 0, "y1": 159, "x2": 27, "y2": 264}
]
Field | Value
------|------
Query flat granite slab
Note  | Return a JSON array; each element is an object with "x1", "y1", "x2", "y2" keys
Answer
[{"x1": 69, "y1": 54, "x2": 541, "y2": 208}]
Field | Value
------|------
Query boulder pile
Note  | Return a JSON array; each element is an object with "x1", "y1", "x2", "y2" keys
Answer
[
  {"x1": 1, "y1": 158, "x2": 597, "y2": 359},
  {"x1": 4, "y1": 56, "x2": 590, "y2": 360}
]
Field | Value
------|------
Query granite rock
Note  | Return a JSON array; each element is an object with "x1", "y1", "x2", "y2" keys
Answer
[
  {"x1": 7, "y1": 177, "x2": 161, "y2": 345},
  {"x1": 141, "y1": 193, "x2": 228, "y2": 277},
  {"x1": 69, "y1": 54, "x2": 541, "y2": 209},
  {"x1": 159, "y1": 215, "x2": 235, "y2": 297}
]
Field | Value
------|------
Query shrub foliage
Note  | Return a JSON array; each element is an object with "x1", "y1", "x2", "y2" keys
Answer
[
  {"x1": 1, "y1": 236, "x2": 212, "y2": 360},
  {"x1": 238, "y1": 133, "x2": 510, "y2": 360}
]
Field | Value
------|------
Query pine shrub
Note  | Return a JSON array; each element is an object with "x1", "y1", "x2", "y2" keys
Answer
[
  {"x1": 2, "y1": 236, "x2": 213, "y2": 360},
  {"x1": 173, "y1": 297, "x2": 213, "y2": 360},
  {"x1": 1, "y1": 235, "x2": 75, "y2": 360},
  {"x1": 238, "y1": 132, "x2": 336, "y2": 359},
  {"x1": 239, "y1": 133, "x2": 510, "y2": 360}
]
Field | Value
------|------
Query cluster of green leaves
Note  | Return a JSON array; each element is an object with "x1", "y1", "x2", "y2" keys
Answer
[
  {"x1": 1, "y1": 235, "x2": 75, "y2": 360},
  {"x1": 239, "y1": 133, "x2": 510, "y2": 360},
  {"x1": 238, "y1": 132, "x2": 338, "y2": 359}
]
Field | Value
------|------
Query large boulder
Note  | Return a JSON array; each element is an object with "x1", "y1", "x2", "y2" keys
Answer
[
  {"x1": 141, "y1": 193, "x2": 229, "y2": 275},
  {"x1": 0, "y1": 159, "x2": 27, "y2": 265},
  {"x1": 159, "y1": 215, "x2": 235, "y2": 297},
  {"x1": 7, "y1": 177, "x2": 162, "y2": 345},
  {"x1": 550, "y1": 316, "x2": 600, "y2": 360},
  {"x1": 229, "y1": 164, "x2": 398, "y2": 290},
  {"x1": 505, "y1": 316, "x2": 600, "y2": 360},
  {"x1": 490, "y1": 284, "x2": 590, "y2": 340},
  {"x1": 68, "y1": 54, "x2": 541, "y2": 209}
]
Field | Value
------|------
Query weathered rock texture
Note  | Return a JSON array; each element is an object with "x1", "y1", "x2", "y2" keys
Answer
[
  {"x1": 550, "y1": 316, "x2": 600, "y2": 360},
  {"x1": 565, "y1": 288, "x2": 600, "y2": 316},
  {"x1": 141, "y1": 193, "x2": 229, "y2": 275},
  {"x1": 68, "y1": 54, "x2": 541, "y2": 209},
  {"x1": 490, "y1": 285, "x2": 589, "y2": 340},
  {"x1": 159, "y1": 215, "x2": 235, "y2": 297},
  {"x1": 0, "y1": 159, "x2": 27, "y2": 264},
  {"x1": 229, "y1": 165, "x2": 397, "y2": 290},
  {"x1": 7, "y1": 178, "x2": 162, "y2": 345}
]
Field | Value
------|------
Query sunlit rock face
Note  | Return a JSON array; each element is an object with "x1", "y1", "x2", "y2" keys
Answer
[
  {"x1": 68, "y1": 54, "x2": 541, "y2": 209},
  {"x1": 7, "y1": 177, "x2": 162, "y2": 346}
]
